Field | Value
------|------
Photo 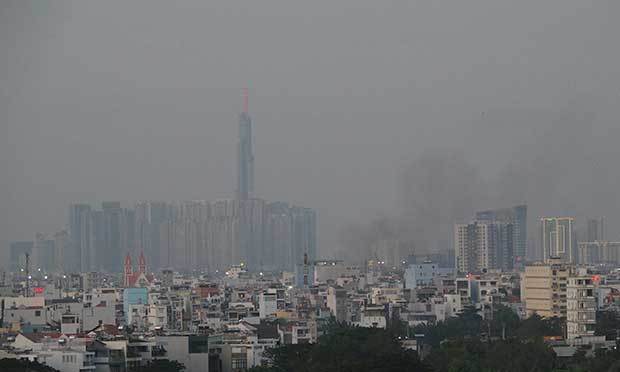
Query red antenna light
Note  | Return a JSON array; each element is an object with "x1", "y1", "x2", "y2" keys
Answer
[{"x1": 242, "y1": 88, "x2": 249, "y2": 113}]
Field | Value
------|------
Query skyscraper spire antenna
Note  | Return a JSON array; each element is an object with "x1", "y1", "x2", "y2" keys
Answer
[{"x1": 242, "y1": 87, "x2": 249, "y2": 114}]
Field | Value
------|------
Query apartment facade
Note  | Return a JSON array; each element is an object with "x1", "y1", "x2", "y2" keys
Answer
[{"x1": 522, "y1": 260, "x2": 570, "y2": 318}]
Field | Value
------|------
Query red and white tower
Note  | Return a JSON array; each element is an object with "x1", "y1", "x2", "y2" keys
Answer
[
  {"x1": 123, "y1": 253, "x2": 133, "y2": 287},
  {"x1": 138, "y1": 251, "x2": 147, "y2": 274}
]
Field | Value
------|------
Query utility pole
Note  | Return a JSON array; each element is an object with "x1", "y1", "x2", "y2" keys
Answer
[{"x1": 25, "y1": 253, "x2": 30, "y2": 298}]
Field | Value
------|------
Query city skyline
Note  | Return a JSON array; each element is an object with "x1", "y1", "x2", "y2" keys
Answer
[
  {"x1": 3, "y1": 1, "x2": 620, "y2": 266},
  {"x1": 6, "y1": 90, "x2": 317, "y2": 274},
  {"x1": 3, "y1": 2, "x2": 620, "y2": 371}
]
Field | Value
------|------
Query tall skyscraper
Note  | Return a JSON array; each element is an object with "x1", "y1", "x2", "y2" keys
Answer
[
  {"x1": 53, "y1": 230, "x2": 69, "y2": 273},
  {"x1": 9, "y1": 241, "x2": 33, "y2": 272},
  {"x1": 290, "y1": 206, "x2": 317, "y2": 270},
  {"x1": 237, "y1": 88, "x2": 254, "y2": 201},
  {"x1": 455, "y1": 221, "x2": 497, "y2": 273},
  {"x1": 69, "y1": 203, "x2": 92, "y2": 272},
  {"x1": 541, "y1": 217, "x2": 574, "y2": 263},
  {"x1": 455, "y1": 220, "x2": 513, "y2": 273},
  {"x1": 89, "y1": 209, "x2": 104, "y2": 271},
  {"x1": 135, "y1": 201, "x2": 171, "y2": 270},
  {"x1": 586, "y1": 217, "x2": 605, "y2": 242},
  {"x1": 475, "y1": 204, "x2": 526, "y2": 267},
  {"x1": 102, "y1": 202, "x2": 123, "y2": 272},
  {"x1": 33, "y1": 233, "x2": 55, "y2": 271}
]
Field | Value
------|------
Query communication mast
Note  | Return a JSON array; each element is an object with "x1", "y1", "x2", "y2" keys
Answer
[{"x1": 25, "y1": 253, "x2": 30, "y2": 297}]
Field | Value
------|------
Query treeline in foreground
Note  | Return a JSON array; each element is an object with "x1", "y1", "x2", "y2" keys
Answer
[
  {"x1": 251, "y1": 306, "x2": 620, "y2": 372},
  {"x1": 0, "y1": 359, "x2": 185, "y2": 372}
]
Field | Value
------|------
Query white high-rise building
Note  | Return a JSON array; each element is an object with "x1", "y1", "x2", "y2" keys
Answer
[{"x1": 541, "y1": 217, "x2": 574, "y2": 263}]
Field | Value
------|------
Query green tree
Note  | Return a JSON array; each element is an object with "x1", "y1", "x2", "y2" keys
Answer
[
  {"x1": 253, "y1": 324, "x2": 430, "y2": 372},
  {"x1": 0, "y1": 359, "x2": 59, "y2": 372},
  {"x1": 483, "y1": 340, "x2": 556, "y2": 372},
  {"x1": 490, "y1": 304, "x2": 520, "y2": 340},
  {"x1": 515, "y1": 314, "x2": 563, "y2": 340},
  {"x1": 130, "y1": 359, "x2": 186, "y2": 372},
  {"x1": 458, "y1": 305, "x2": 482, "y2": 338},
  {"x1": 595, "y1": 310, "x2": 620, "y2": 340}
]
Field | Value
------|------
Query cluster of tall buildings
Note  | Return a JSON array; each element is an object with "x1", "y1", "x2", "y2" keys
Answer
[
  {"x1": 8, "y1": 92, "x2": 317, "y2": 274},
  {"x1": 135, "y1": 199, "x2": 316, "y2": 273},
  {"x1": 9, "y1": 232, "x2": 69, "y2": 273},
  {"x1": 454, "y1": 205, "x2": 527, "y2": 273},
  {"x1": 67, "y1": 202, "x2": 136, "y2": 273},
  {"x1": 539, "y1": 216, "x2": 620, "y2": 266},
  {"x1": 455, "y1": 205, "x2": 620, "y2": 273},
  {"x1": 577, "y1": 217, "x2": 620, "y2": 266}
]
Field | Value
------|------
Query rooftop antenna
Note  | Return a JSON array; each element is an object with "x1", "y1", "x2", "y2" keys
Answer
[{"x1": 25, "y1": 253, "x2": 30, "y2": 297}]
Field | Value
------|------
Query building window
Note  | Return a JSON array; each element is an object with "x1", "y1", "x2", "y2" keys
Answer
[
  {"x1": 35, "y1": 310, "x2": 41, "y2": 317},
  {"x1": 232, "y1": 359, "x2": 247, "y2": 369}
]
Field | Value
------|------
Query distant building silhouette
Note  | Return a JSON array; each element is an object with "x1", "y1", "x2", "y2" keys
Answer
[
  {"x1": 237, "y1": 88, "x2": 254, "y2": 201},
  {"x1": 475, "y1": 204, "x2": 526, "y2": 268},
  {"x1": 541, "y1": 217, "x2": 574, "y2": 263}
]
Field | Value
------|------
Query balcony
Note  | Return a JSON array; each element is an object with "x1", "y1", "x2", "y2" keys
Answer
[{"x1": 152, "y1": 346, "x2": 167, "y2": 358}]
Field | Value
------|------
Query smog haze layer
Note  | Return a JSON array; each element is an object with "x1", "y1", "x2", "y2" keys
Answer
[{"x1": 1, "y1": 0, "x2": 619, "y2": 264}]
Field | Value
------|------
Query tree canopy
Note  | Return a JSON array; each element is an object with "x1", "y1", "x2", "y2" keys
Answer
[
  {"x1": 0, "y1": 359, "x2": 59, "y2": 372},
  {"x1": 250, "y1": 307, "x2": 620, "y2": 372},
  {"x1": 130, "y1": 359, "x2": 186, "y2": 372},
  {"x1": 251, "y1": 323, "x2": 430, "y2": 372}
]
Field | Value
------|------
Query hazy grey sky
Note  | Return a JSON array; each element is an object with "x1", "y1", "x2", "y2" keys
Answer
[{"x1": 2, "y1": 0, "x2": 619, "y2": 263}]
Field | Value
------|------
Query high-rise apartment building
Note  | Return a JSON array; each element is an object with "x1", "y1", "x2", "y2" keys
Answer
[
  {"x1": 69, "y1": 202, "x2": 137, "y2": 272},
  {"x1": 455, "y1": 222, "x2": 496, "y2": 273},
  {"x1": 53, "y1": 230, "x2": 69, "y2": 273},
  {"x1": 69, "y1": 204, "x2": 92, "y2": 272},
  {"x1": 237, "y1": 89, "x2": 254, "y2": 201},
  {"x1": 290, "y1": 207, "x2": 317, "y2": 271},
  {"x1": 541, "y1": 217, "x2": 574, "y2": 263},
  {"x1": 33, "y1": 233, "x2": 55, "y2": 271},
  {"x1": 9, "y1": 241, "x2": 33, "y2": 272},
  {"x1": 89, "y1": 209, "x2": 104, "y2": 271},
  {"x1": 577, "y1": 241, "x2": 620, "y2": 265},
  {"x1": 63, "y1": 197, "x2": 316, "y2": 273},
  {"x1": 135, "y1": 201, "x2": 171, "y2": 270},
  {"x1": 455, "y1": 221, "x2": 513, "y2": 273},
  {"x1": 522, "y1": 259, "x2": 570, "y2": 318},
  {"x1": 238, "y1": 198, "x2": 266, "y2": 270},
  {"x1": 586, "y1": 217, "x2": 605, "y2": 242},
  {"x1": 475, "y1": 204, "x2": 526, "y2": 267},
  {"x1": 101, "y1": 202, "x2": 122, "y2": 272},
  {"x1": 566, "y1": 275, "x2": 596, "y2": 340},
  {"x1": 264, "y1": 202, "x2": 292, "y2": 271}
]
